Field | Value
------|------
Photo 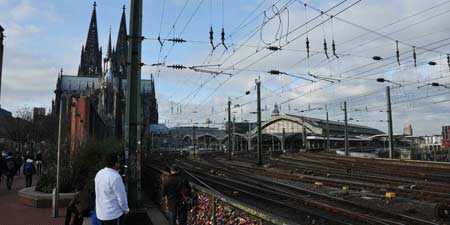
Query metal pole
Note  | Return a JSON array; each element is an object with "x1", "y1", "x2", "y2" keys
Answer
[
  {"x1": 248, "y1": 122, "x2": 251, "y2": 152},
  {"x1": 193, "y1": 126, "x2": 196, "y2": 157},
  {"x1": 53, "y1": 96, "x2": 63, "y2": 218},
  {"x1": 0, "y1": 25, "x2": 4, "y2": 104},
  {"x1": 282, "y1": 128, "x2": 286, "y2": 153},
  {"x1": 386, "y1": 86, "x2": 394, "y2": 159},
  {"x1": 256, "y1": 79, "x2": 262, "y2": 165},
  {"x1": 232, "y1": 115, "x2": 236, "y2": 156},
  {"x1": 125, "y1": 0, "x2": 143, "y2": 208},
  {"x1": 344, "y1": 101, "x2": 349, "y2": 156},
  {"x1": 326, "y1": 110, "x2": 330, "y2": 152},
  {"x1": 151, "y1": 132, "x2": 154, "y2": 151},
  {"x1": 271, "y1": 135, "x2": 274, "y2": 156},
  {"x1": 227, "y1": 99, "x2": 232, "y2": 160}
]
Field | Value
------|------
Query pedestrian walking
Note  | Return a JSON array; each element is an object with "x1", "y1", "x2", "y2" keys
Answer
[
  {"x1": 23, "y1": 158, "x2": 36, "y2": 187},
  {"x1": 95, "y1": 153, "x2": 129, "y2": 225},
  {"x1": 35, "y1": 150, "x2": 43, "y2": 175},
  {"x1": 162, "y1": 165, "x2": 192, "y2": 225},
  {"x1": 0, "y1": 152, "x2": 4, "y2": 186},
  {"x1": 15, "y1": 153, "x2": 23, "y2": 176},
  {"x1": 4, "y1": 152, "x2": 17, "y2": 190}
]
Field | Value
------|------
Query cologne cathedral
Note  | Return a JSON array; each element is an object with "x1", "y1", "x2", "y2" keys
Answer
[{"x1": 54, "y1": 2, "x2": 158, "y2": 151}]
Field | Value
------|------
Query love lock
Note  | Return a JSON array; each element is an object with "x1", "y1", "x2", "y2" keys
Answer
[{"x1": 435, "y1": 203, "x2": 450, "y2": 219}]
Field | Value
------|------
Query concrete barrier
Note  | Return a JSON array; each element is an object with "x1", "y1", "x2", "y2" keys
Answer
[{"x1": 18, "y1": 187, "x2": 76, "y2": 208}]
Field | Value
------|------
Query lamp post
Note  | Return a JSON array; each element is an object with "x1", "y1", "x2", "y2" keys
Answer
[
  {"x1": 376, "y1": 78, "x2": 401, "y2": 159},
  {"x1": 256, "y1": 78, "x2": 262, "y2": 166},
  {"x1": 53, "y1": 96, "x2": 63, "y2": 218},
  {"x1": 0, "y1": 25, "x2": 4, "y2": 104}
]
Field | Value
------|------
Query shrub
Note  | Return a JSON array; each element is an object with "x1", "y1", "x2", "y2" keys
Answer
[{"x1": 36, "y1": 138, "x2": 122, "y2": 193}]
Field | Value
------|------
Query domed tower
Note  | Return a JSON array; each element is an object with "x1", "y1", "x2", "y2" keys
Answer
[{"x1": 272, "y1": 103, "x2": 280, "y2": 117}]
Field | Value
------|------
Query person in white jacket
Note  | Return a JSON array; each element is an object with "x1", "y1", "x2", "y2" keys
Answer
[{"x1": 94, "y1": 153, "x2": 129, "y2": 225}]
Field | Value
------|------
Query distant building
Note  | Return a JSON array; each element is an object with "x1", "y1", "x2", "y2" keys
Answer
[
  {"x1": 33, "y1": 108, "x2": 46, "y2": 120},
  {"x1": 420, "y1": 135, "x2": 442, "y2": 152},
  {"x1": 0, "y1": 107, "x2": 11, "y2": 119},
  {"x1": 168, "y1": 113, "x2": 384, "y2": 152},
  {"x1": 442, "y1": 125, "x2": 450, "y2": 150},
  {"x1": 403, "y1": 123, "x2": 413, "y2": 136}
]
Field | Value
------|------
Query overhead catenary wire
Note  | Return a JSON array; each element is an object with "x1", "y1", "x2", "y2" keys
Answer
[{"x1": 156, "y1": 0, "x2": 450, "y2": 128}]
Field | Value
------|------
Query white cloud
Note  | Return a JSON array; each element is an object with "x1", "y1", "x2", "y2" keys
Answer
[{"x1": 10, "y1": 0, "x2": 36, "y2": 21}]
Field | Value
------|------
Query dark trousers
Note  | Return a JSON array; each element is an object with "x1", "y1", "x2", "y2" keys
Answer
[
  {"x1": 168, "y1": 205, "x2": 187, "y2": 225},
  {"x1": 65, "y1": 206, "x2": 82, "y2": 225},
  {"x1": 6, "y1": 175, "x2": 14, "y2": 190},
  {"x1": 36, "y1": 163, "x2": 42, "y2": 175},
  {"x1": 99, "y1": 215, "x2": 125, "y2": 225},
  {"x1": 25, "y1": 175, "x2": 33, "y2": 187}
]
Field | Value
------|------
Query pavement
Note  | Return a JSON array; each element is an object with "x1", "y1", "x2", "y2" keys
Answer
[{"x1": 0, "y1": 173, "x2": 66, "y2": 225}]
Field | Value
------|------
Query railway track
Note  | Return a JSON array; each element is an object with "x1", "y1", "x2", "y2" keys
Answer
[
  {"x1": 230, "y1": 155, "x2": 450, "y2": 203},
  {"x1": 179, "y1": 158, "x2": 439, "y2": 225},
  {"x1": 298, "y1": 153, "x2": 450, "y2": 183}
]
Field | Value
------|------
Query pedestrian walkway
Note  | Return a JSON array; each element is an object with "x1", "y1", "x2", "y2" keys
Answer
[{"x1": 0, "y1": 174, "x2": 66, "y2": 225}]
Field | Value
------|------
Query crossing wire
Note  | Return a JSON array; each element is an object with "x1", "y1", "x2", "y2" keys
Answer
[{"x1": 198, "y1": 0, "x2": 359, "y2": 105}]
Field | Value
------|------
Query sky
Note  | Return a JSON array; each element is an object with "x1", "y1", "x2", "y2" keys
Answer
[{"x1": 1, "y1": 0, "x2": 450, "y2": 135}]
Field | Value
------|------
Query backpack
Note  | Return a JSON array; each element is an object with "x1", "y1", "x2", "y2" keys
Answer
[
  {"x1": 24, "y1": 162, "x2": 33, "y2": 175},
  {"x1": 6, "y1": 160, "x2": 15, "y2": 172},
  {"x1": 79, "y1": 191, "x2": 94, "y2": 217}
]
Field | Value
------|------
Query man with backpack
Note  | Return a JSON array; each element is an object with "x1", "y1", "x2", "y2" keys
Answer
[
  {"x1": 4, "y1": 152, "x2": 16, "y2": 190},
  {"x1": 162, "y1": 165, "x2": 192, "y2": 225},
  {"x1": 23, "y1": 158, "x2": 36, "y2": 187}
]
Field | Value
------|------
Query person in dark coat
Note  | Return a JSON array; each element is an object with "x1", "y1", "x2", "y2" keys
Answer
[
  {"x1": 4, "y1": 152, "x2": 17, "y2": 190},
  {"x1": 162, "y1": 165, "x2": 192, "y2": 225},
  {"x1": 0, "y1": 153, "x2": 4, "y2": 186},
  {"x1": 65, "y1": 180, "x2": 94, "y2": 225},
  {"x1": 23, "y1": 158, "x2": 36, "y2": 187}
]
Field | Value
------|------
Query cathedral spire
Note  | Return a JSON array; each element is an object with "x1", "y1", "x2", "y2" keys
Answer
[
  {"x1": 114, "y1": 4, "x2": 128, "y2": 79},
  {"x1": 106, "y1": 27, "x2": 112, "y2": 58},
  {"x1": 150, "y1": 74, "x2": 155, "y2": 96},
  {"x1": 78, "y1": 1, "x2": 102, "y2": 77}
]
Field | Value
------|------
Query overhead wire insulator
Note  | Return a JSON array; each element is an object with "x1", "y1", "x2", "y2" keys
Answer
[
  {"x1": 268, "y1": 70, "x2": 282, "y2": 75},
  {"x1": 372, "y1": 56, "x2": 382, "y2": 61},
  {"x1": 306, "y1": 37, "x2": 310, "y2": 58},
  {"x1": 167, "y1": 38, "x2": 186, "y2": 43},
  {"x1": 447, "y1": 54, "x2": 450, "y2": 70},
  {"x1": 168, "y1": 64, "x2": 186, "y2": 70},
  {"x1": 396, "y1": 40, "x2": 400, "y2": 66},
  {"x1": 209, "y1": 26, "x2": 216, "y2": 50},
  {"x1": 413, "y1": 46, "x2": 417, "y2": 67},
  {"x1": 323, "y1": 38, "x2": 329, "y2": 59},
  {"x1": 332, "y1": 39, "x2": 339, "y2": 58},
  {"x1": 267, "y1": 46, "x2": 281, "y2": 51},
  {"x1": 221, "y1": 27, "x2": 228, "y2": 50},
  {"x1": 157, "y1": 35, "x2": 163, "y2": 46}
]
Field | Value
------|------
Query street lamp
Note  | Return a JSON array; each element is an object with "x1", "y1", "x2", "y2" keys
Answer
[
  {"x1": 376, "y1": 78, "x2": 401, "y2": 159},
  {"x1": 418, "y1": 82, "x2": 450, "y2": 89},
  {"x1": 376, "y1": 78, "x2": 401, "y2": 87}
]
